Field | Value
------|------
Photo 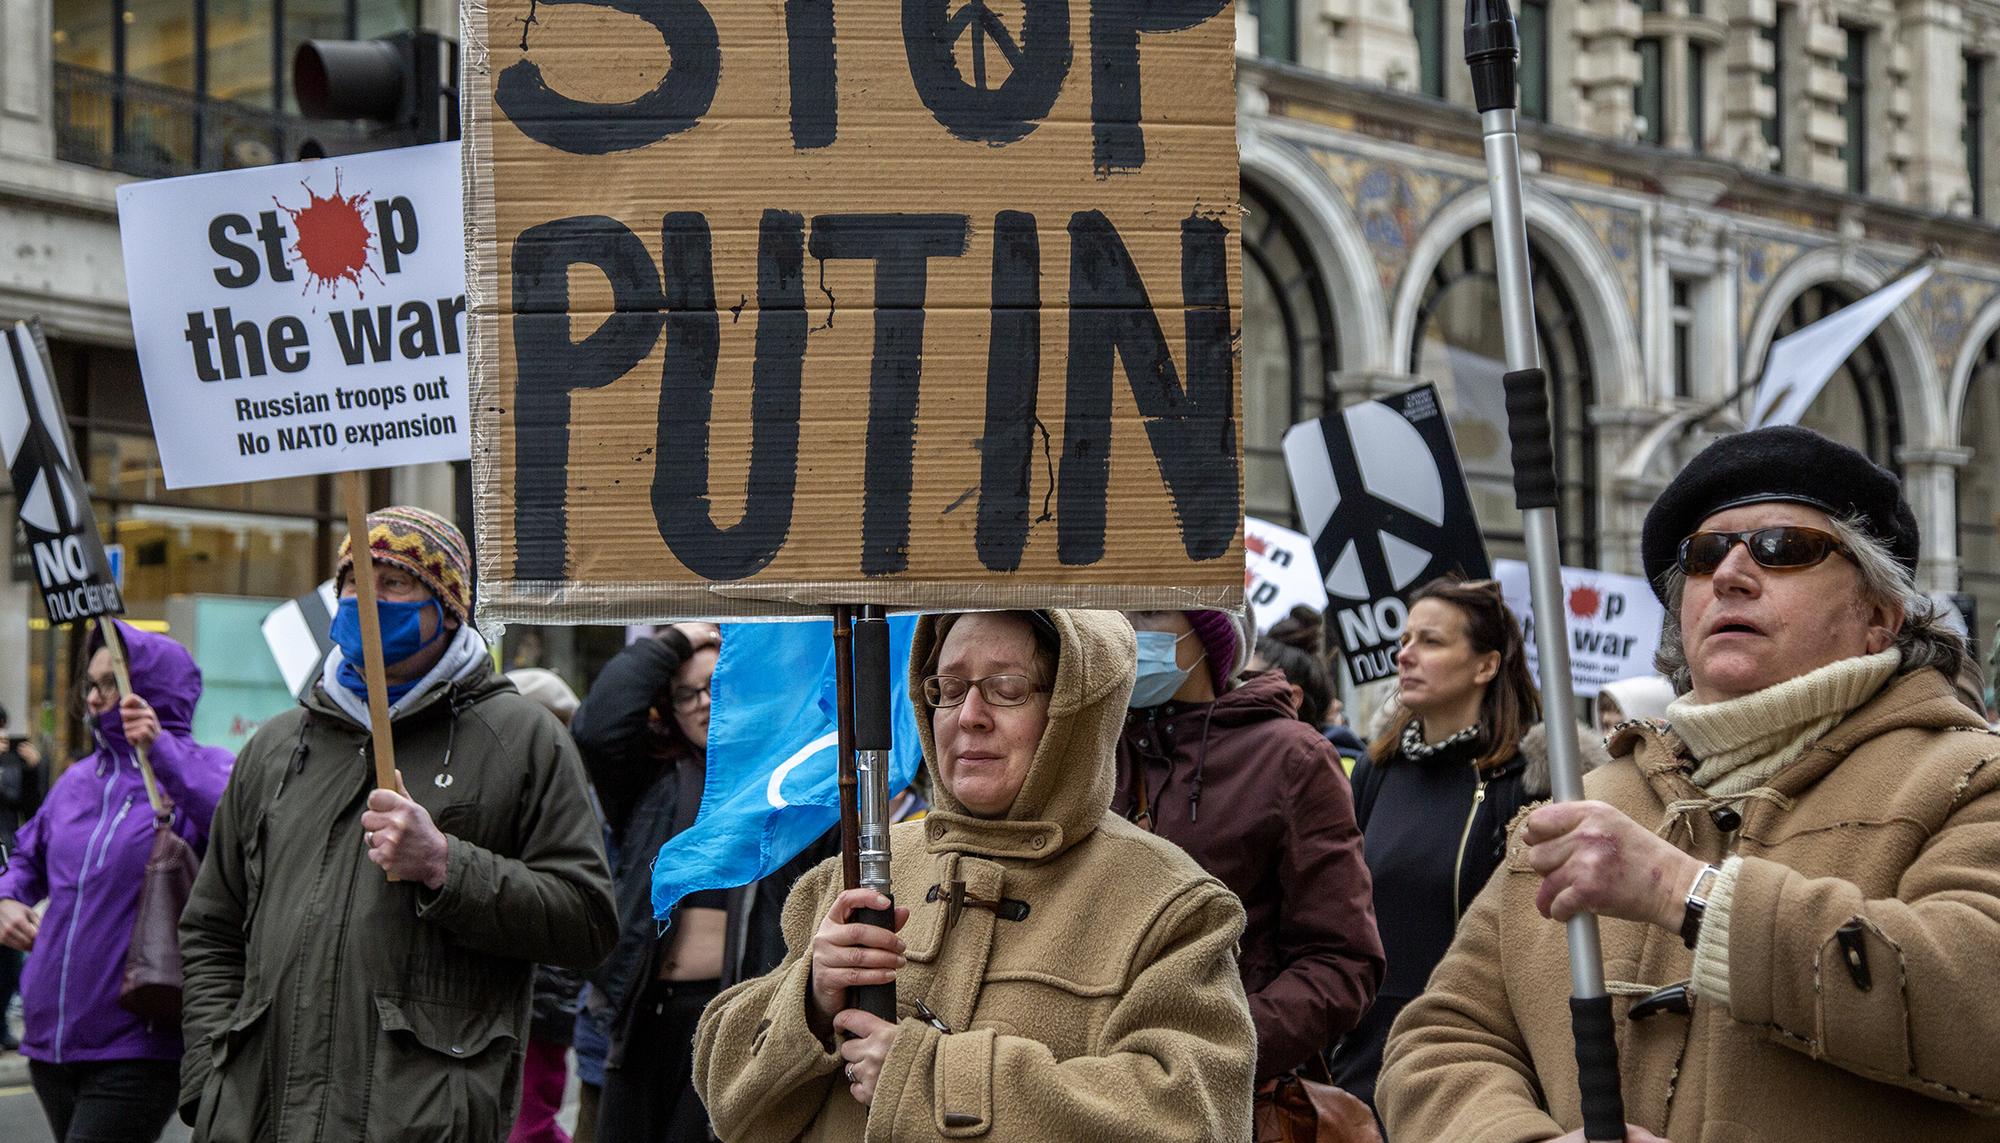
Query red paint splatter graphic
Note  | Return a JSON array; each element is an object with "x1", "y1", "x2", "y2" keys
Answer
[
  {"x1": 1567, "y1": 584, "x2": 1603, "y2": 620},
  {"x1": 275, "y1": 172, "x2": 381, "y2": 299},
  {"x1": 1245, "y1": 533, "x2": 1268, "y2": 557}
]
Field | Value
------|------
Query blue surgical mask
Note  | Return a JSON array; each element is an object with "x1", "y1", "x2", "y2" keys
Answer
[
  {"x1": 1129, "y1": 629, "x2": 1203, "y2": 709},
  {"x1": 330, "y1": 596, "x2": 448, "y2": 700}
]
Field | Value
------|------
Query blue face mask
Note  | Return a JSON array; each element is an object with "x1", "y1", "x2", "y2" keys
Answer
[
  {"x1": 330, "y1": 596, "x2": 448, "y2": 700},
  {"x1": 1129, "y1": 629, "x2": 1203, "y2": 709}
]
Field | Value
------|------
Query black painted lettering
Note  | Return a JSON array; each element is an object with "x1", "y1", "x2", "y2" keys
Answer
[
  {"x1": 183, "y1": 311, "x2": 222, "y2": 382},
  {"x1": 903, "y1": 0, "x2": 1070, "y2": 145},
  {"x1": 1058, "y1": 210, "x2": 1237, "y2": 564},
  {"x1": 786, "y1": 0, "x2": 838, "y2": 148},
  {"x1": 809, "y1": 213, "x2": 970, "y2": 575},
  {"x1": 397, "y1": 301, "x2": 441, "y2": 358},
  {"x1": 510, "y1": 215, "x2": 667, "y2": 579},
  {"x1": 330, "y1": 306, "x2": 394, "y2": 366},
  {"x1": 494, "y1": 0, "x2": 720, "y2": 155},
  {"x1": 255, "y1": 211, "x2": 295, "y2": 283},
  {"x1": 975, "y1": 210, "x2": 1040, "y2": 572},
  {"x1": 1090, "y1": 0, "x2": 1227, "y2": 174},
  {"x1": 651, "y1": 210, "x2": 805, "y2": 580}
]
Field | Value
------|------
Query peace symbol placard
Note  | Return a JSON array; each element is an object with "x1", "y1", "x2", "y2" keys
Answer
[
  {"x1": 1283, "y1": 384, "x2": 1490, "y2": 682},
  {"x1": 464, "y1": 1, "x2": 1243, "y2": 620}
]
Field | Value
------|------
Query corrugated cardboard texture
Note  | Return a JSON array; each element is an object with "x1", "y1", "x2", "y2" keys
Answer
[{"x1": 465, "y1": 0, "x2": 1244, "y2": 622}]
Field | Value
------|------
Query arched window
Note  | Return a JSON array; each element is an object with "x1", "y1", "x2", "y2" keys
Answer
[
  {"x1": 1241, "y1": 183, "x2": 1339, "y2": 529},
  {"x1": 1410, "y1": 225, "x2": 1598, "y2": 566},
  {"x1": 1957, "y1": 331, "x2": 2000, "y2": 685},
  {"x1": 1783, "y1": 284, "x2": 1901, "y2": 469}
]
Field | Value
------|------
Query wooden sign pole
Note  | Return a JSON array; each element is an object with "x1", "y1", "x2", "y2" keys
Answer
[
  {"x1": 342, "y1": 469, "x2": 402, "y2": 880},
  {"x1": 95, "y1": 616, "x2": 165, "y2": 820}
]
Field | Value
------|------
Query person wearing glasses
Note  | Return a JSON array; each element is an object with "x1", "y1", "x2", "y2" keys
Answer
[
  {"x1": 1115, "y1": 608, "x2": 1384, "y2": 1112},
  {"x1": 570, "y1": 622, "x2": 837, "y2": 1143},
  {"x1": 695, "y1": 610, "x2": 1256, "y2": 1140},
  {"x1": 0, "y1": 622, "x2": 231, "y2": 1143},
  {"x1": 1327, "y1": 576, "x2": 1607, "y2": 1127},
  {"x1": 1380, "y1": 426, "x2": 2000, "y2": 1143}
]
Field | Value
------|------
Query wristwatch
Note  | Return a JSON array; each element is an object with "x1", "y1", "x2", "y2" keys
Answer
[{"x1": 1681, "y1": 863, "x2": 1722, "y2": 950}]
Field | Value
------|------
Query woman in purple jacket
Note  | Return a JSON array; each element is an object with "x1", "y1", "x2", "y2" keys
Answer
[{"x1": 0, "y1": 622, "x2": 231, "y2": 1143}]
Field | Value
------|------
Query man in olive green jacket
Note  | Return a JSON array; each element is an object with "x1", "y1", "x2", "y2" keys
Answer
[{"x1": 178, "y1": 509, "x2": 616, "y2": 1141}]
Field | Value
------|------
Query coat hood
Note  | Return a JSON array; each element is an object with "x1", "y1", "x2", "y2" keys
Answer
[
  {"x1": 910, "y1": 609, "x2": 1135, "y2": 861},
  {"x1": 86, "y1": 620, "x2": 202, "y2": 736}
]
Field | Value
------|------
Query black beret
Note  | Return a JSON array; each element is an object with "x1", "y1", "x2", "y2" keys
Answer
[{"x1": 1640, "y1": 425, "x2": 1919, "y2": 601}]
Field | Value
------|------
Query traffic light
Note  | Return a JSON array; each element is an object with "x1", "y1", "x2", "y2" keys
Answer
[{"x1": 293, "y1": 31, "x2": 458, "y2": 146}]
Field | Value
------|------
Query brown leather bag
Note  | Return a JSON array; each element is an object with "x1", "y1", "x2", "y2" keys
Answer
[
  {"x1": 119, "y1": 814, "x2": 199, "y2": 1023},
  {"x1": 1253, "y1": 1057, "x2": 1383, "y2": 1143}
]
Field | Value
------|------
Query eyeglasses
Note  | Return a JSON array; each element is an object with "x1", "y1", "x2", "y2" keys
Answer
[
  {"x1": 923, "y1": 674, "x2": 1049, "y2": 709},
  {"x1": 1677, "y1": 526, "x2": 1852, "y2": 576},
  {"x1": 83, "y1": 675, "x2": 120, "y2": 700},
  {"x1": 669, "y1": 683, "x2": 710, "y2": 712}
]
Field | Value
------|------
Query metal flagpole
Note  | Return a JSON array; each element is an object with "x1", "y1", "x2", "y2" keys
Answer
[
  {"x1": 846, "y1": 605, "x2": 898, "y2": 1021},
  {"x1": 1464, "y1": 3, "x2": 1626, "y2": 1140}
]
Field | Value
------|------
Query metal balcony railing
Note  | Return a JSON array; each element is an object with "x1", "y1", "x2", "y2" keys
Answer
[{"x1": 53, "y1": 63, "x2": 374, "y2": 179}]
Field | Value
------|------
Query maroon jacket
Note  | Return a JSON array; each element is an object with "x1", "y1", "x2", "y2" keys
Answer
[{"x1": 1115, "y1": 670, "x2": 1385, "y2": 1081}]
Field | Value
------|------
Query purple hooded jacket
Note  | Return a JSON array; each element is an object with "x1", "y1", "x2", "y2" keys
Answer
[{"x1": 0, "y1": 621, "x2": 233, "y2": 1063}]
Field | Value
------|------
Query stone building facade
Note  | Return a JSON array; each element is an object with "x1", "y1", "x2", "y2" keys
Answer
[{"x1": 1238, "y1": 0, "x2": 2000, "y2": 692}]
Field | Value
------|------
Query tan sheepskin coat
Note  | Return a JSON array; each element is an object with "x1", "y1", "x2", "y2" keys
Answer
[
  {"x1": 1380, "y1": 667, "x2": 2000, "y2": 1143},
  {"x1": 694, "y1": 609, "x2": 1256, "y2": 1142}
]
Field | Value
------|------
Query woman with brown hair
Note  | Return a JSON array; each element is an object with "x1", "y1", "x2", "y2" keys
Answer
[{"x1": 1327, "y1": 576, "x2": 1604, "y2": 1127}]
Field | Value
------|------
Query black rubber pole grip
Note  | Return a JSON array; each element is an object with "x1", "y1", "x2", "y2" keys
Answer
[
  {"x1": 854, "y1": 615, "x2": 892, "y2": 751},
  {"x1": 1570, "y1": 995, "x2": 1626, "y2": 1141},
  {"x1": 1504, "y1": 368, "x2": 1560, "y2": 511},
  {"x1": 849, "y1": 901, "x2": 899, "y2": 1022}
]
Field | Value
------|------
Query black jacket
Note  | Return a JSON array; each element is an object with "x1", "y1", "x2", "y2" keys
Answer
[
  {"x1": 1330, "y1": 721, "x2": 1608, "y2": 1118},
  {"x1": 570, "y1": 636, "x2": 835, "y2": 1063}
]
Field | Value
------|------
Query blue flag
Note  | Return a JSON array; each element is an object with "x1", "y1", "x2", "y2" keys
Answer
[{"x1": 651, "y1": 617, "x2": 924, "y2": 921}]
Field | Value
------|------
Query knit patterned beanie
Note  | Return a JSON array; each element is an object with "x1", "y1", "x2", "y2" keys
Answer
[{"x1": 335, "y1": 506, "x2": 472, "y2": 623}]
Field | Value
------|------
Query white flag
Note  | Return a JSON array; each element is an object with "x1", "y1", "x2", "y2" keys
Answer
[{"x1": 1749, "y1": 265, "x2": 1932, "y2": 429}]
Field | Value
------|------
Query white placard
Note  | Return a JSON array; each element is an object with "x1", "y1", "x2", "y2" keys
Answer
[
  {"x1": 1495, "y1": 559, "x2": 1666, "y2": 697},
  {"x1": 116, "y1": 142, "x2": 468, "y2": 489},
  {"x1": 1244, "y1": 517, "x2": 1327, "y2": 633}
]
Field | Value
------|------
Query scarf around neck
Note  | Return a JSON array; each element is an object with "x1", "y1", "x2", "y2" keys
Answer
[{"x1": 1666, "y1": 648, "x2": 1900, "y2": 798}]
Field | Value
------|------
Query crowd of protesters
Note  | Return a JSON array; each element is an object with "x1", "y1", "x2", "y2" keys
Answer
[{"x1": 0, "y1": 422, "x2": 1994, "y2": 1141}]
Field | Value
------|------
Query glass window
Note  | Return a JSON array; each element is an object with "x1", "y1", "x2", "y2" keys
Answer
[
  {"x1": 1411, "y1": 226, "x2": 1597, "y2": 567},
  {"x1": 1519, "y1": 0, "x2": 1548, "y2": 122},
  {"x1": 1671, "y1": 276, "x2": 1695, "y2": 399},
  {"x1": 51, "y1": 0, "x2": 115, "y2": 71},
  {"x1": 205, "y1": 0, "x2": 276, "y2": 107},
  {"x1": 357, "y1": 0, "x2": 419, "y2": 39},
  {"x1": 1254, "y1": 0, "x2": 1297, "y2": 63},
  {"x1": 1842, "y1": 25, "x2": 1868, "y2": 194},
  {"x1": 1687, "y1": 42, "x2": 1707, "y2": 152},
  {"x1": 1413, "y1": 0, "x2": 1444, "y2": 98},
  {"x1": 1241, "y1": 185, "x2": 1338, "y2": 529},
  {"x1": 1966, "y1": 54, "x2": 1986, "y2": 218},
  {"x1": 1782, "y1": 285, "x2": 1899, "y2": 468},
  {"x1": 1763, "y1": 14, "x2": 1785, "y2": 164},
  {"x1": 124, "y1": 0, "x2": 198, "y2": 90},
  {"x1": 1958, "y1": 334, "x2": 2000, "y2": 691},
  {"x1": 1636, "y1": 38, "x2": 1664, "y2": 146}
]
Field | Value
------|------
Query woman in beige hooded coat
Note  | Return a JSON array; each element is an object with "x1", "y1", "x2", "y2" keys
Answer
[{"x1": 694, "y1": 609, "x2": 1256, "y2": 1141}]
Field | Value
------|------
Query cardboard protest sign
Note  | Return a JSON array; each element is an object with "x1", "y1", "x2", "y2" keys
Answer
[
  {"x1": 1283, "y1": 384, "x2": 1488, "y2": 683},
  {"x1": 1244, "y1": 517, "x2": 1326, "y2": 633},
  {"x1": 0, "y1": 320, "x2": 124, "y2": 625},
  {"x1": 116, "y1": 142, "x2": 468, "y2": 489},
  {"x1": 464, "y1": 1, "x2": 1243, "y2": 620},
  {"x1": 1494, "y1": 559, "x2": 1664, "y2": 697}
]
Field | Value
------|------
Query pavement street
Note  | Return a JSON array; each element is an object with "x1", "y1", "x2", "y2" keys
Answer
[{"x1": 0, "y1": 1048, "x2": 582, "y2": 1142}]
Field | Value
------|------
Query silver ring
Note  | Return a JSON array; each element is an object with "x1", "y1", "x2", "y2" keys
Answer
[
  {"x1": 365, "y1": 831, "x2": 374, "y2": 847},
  {"x1": 845, "y1": 1064, "x2": 855, "y2": 1083}
]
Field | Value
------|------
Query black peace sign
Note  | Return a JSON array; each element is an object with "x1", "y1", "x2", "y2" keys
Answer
[
  {"x1": 947, "y1": 2, "x2": 1024, "y2": 90},
  {"x1": 1310, "y1": 412, "x2": 1454, "y2": 604}
]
